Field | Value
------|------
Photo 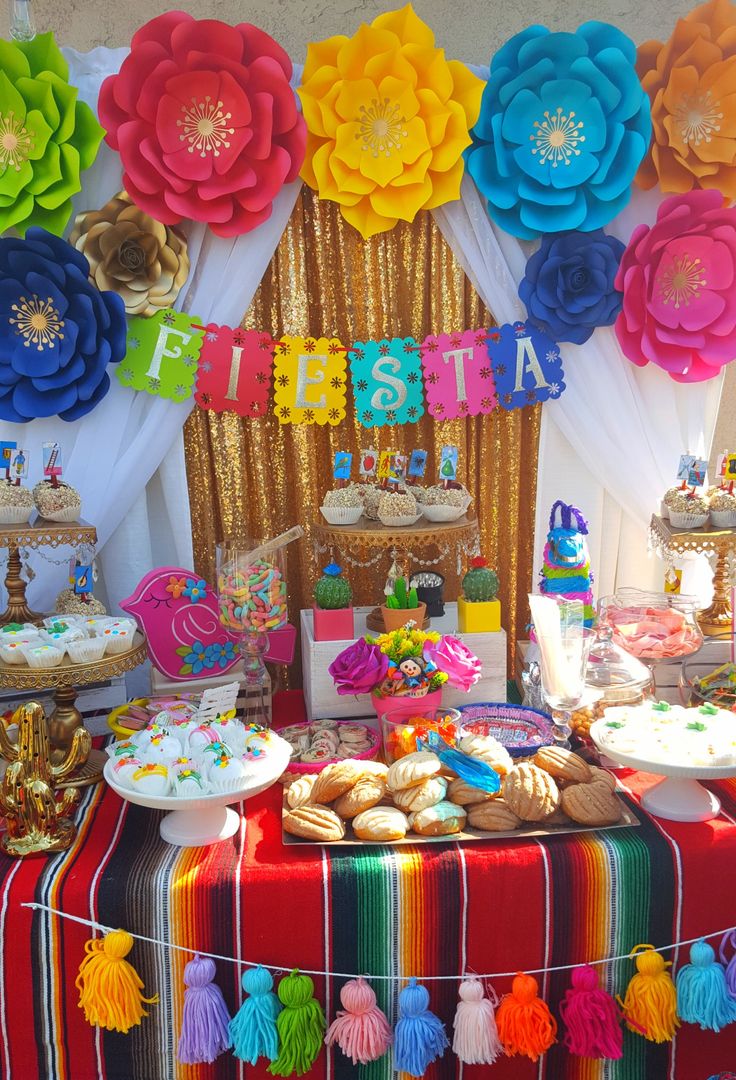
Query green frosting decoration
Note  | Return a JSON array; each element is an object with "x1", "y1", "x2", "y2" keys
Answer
[
  {"x1": 686, "y1": 721, "x2": 707, "y2": 732},
  {"x1": 699, "y1": 702, "x2": 719, "y2": 716},
  {"x1": 0, "y1": 33, "x2": 103, "y2": 235},
  {"x1": 606, "y1": 721, "x2": 625, "y2": 729},
  {"x1": 652, "y1": 701, "x2": 671, "y2": 712}
]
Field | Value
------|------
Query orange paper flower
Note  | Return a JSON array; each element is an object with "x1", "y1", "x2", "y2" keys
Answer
[
  {"x1": 298, "y1": 4, "x2": 483, "y2": 238},
  {"x1": 636, "y1": 0, "x2": 736, "y2": 195},
  {"x1": 166, "y1": 576, "x2": 186, "y2": 599}
]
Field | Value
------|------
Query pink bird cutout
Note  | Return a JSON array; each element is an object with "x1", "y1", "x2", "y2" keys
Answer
[{"x1": 120, "y1": 566, "x2": 296, "y2": 681}]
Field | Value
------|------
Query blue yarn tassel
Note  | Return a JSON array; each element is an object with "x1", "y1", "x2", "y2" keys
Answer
[
  {"x1": 676, "y1": 940, "x2": 736, "y2": 1032},
  {"x1": 393, "y1": 979, "x2": 449, "y2": 1077},
  {"x1": 229, "y1": 966, "x2": 282, "y2": 1064}
]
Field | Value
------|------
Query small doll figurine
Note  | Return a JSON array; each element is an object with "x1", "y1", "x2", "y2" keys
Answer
[{"x1": 397, "y1": 656, "x2": 426, "y2": 689}]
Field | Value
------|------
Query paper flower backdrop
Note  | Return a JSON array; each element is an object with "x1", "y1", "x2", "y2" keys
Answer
[
  {"x1": 98, "y1": 13, "x2": 305, "y2": 237},
  {"x1": 636, "y1": 0, "x2": 736, "y2": 195},
  {"x1": 615, "y1": 189, "x2": 736, "y2": 382},
  {"x1": 467, "y1": 22, "x2": 652, "y2": 239},
  {"x1": 70, "y1": 192, "x2": 190, "y2": 317},
  {"x1": 0, "y1": 229, "x2": 126, "y2": 421},
  {"x1": 520, "y1": 230, "x2": 624, "y2": 344},
  {"x1": 0, "y1": 32, "x2": 103, "y2": 236},
  {"x1": 298, "y1": 4, "x2": 483, "y2": 239}
]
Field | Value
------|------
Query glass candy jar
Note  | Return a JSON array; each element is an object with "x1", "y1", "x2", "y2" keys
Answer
[{"x1": 570, "y1": 627, "x2": 655, "y2": 742}]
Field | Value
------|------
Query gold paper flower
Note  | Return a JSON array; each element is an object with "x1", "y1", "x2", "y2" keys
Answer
[
  {"x1": 69, "y1": 191, "x2": 190, "y2": 317},
  {"x1": 636, "y1": 0, "x2": 736, "y2": 195},
  {"x1": 298, "y1": 4, "x2": 483, "y2": 238}
]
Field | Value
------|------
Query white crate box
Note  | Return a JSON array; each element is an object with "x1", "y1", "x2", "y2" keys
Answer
[{"x1": 302, "y1": 603, "x2": 507, "y2": 720}]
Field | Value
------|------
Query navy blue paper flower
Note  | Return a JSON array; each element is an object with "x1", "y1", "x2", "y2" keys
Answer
[
  {"x1": 519, "y1": 230, "x2": 625, "y2": 345},
  {"x1": 467, "y1": 22, "x2": 651, "y2": 240},
  {"x1": 0, "y1": 228, "x2": 126, "y2": 422}
]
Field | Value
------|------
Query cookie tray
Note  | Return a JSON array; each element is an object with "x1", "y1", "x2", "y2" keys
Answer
[{"x1": 281, "y1": 793, "x2": 640, "y2": 847}]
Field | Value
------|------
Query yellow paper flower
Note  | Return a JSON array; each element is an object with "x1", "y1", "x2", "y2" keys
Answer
[{"x1": 298, "y1": 4, "x2": 483, "y2": 238}]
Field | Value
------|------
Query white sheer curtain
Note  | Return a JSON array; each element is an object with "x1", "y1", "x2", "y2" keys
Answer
[{"x1": 0, "y1": 48, "x2": 303, "y2": 614}]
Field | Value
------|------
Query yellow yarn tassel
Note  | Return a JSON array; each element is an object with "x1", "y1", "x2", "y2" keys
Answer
[
  {"x1": 76, "y1": 929, "x2": 158, "y2": 1034},
  {"x1": 619, "y1": 944, "x2": 679, "y2": 1043}
]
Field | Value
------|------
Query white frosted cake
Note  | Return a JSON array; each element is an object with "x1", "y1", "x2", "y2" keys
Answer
[{"x1": 596, "y1": 701, "x2": 736, "y2": 768}]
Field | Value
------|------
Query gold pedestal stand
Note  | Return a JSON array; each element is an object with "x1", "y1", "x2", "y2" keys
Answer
[
  {"x1": 649, "y1": 515, "x2": 736, "y2": 636},
  {"x1": 0, "y1": 632, "x2": 148, "y2": 786},
  {"x1": 0, "y1": 516, "x2": 97, "y2": 626}
]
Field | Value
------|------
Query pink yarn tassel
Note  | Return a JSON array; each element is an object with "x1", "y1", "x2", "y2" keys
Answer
[
  {"x1": 559, "y1": 965, "x2": 623, "y2": 1059},
  {"x1": 452, "y1": 978, "x2": 503, "y2": 1065},
  {"x1": 325, "y1": 978, "x2": 392, "y2": 1065}
]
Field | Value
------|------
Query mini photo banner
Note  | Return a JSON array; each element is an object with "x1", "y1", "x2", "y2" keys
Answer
[
  {"x1": 194, "y1": 325, "x2": 273, "y2": 416},
  {"x1": 349, "y1": 337, "x2": 424, "y2": 428},
  {"x1": 117, "y1": 309, "x2": 205, "y2": 402},
  {"x1": 487, "y1": 322, "x2": 566, "y2": 411},
  {"x1": 272, "y1": 336, "x2": 347, "y2": 425},
  {"x1": 421, "y1": 328, "x2": 496, "y2": 419}
]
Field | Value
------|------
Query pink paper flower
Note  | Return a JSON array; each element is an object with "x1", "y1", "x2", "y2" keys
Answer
[
  {"x1": 615, "y1": 190, "x2": 736, "y2": 382},
  {"x1": 99, "y1": 13, "x2": 305, "y2": 237},
  {"x1": 424, "y1": 635, "x2": 481, "y2": 693}
]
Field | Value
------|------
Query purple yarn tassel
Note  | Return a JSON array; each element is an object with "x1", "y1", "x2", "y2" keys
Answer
[
  {"x1": 177, "y1": 955, "x2": 232, "y2": 1065},
  {"x1": 720, "y1": 931, "x2": 736, "y2": 998}
]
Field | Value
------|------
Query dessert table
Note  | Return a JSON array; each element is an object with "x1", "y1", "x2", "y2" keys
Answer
[{"x1": 3, "y1": 691, "x2": 736, "y2": 1080}]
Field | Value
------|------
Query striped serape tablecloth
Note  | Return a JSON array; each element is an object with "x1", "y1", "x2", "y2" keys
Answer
[{"x1": 1, "y1": 690, "x2": 736, "y2": 1080}]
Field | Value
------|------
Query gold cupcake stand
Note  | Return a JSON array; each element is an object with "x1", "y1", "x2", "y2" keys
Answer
[{"x1": 650, "y1": 514, "x2": 736, "y2": 635}]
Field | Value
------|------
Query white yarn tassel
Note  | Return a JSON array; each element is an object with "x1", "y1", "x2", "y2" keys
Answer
[{"x1": 452, "y1": 977, "x2": 502, "y2": 1065}]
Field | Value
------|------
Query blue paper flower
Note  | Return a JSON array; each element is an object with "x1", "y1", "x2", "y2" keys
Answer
[
  {"x1": 185, "y1": 641, "x2": 212, "y2": 675},
  {"x1": 205, "y1": 641, "x2": 237, "y2": 669},
  {"x1": 183, "y1": 578, "x2": 207, "y2": 604},
  {"x1": 467, "y1": 22, "x2": 651, "y2": 239},
  {"x1": 519, "y1": 230, "x2": 624, "y2": 344},
  {"x1": 0, "y1": 228, "x2": 126, "y2": 422}
]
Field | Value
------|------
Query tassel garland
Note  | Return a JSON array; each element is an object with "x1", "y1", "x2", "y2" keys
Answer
[
  {"x1": 268, "y1": 970, "x2": 325, "y2": 1077},
  {"x1": 452, "y1": 977, "x2": 502, "y2": 1065},
  {"x1": 676, "y1": 940, "x2": 736, "y2": 1032},
  {"x1": 325, "y1": 977, "x2": 392, "y2": 1065},
  {"x1": 230, "y1": 965, "x2": 282, "y2": 1064},
  {"x1": 76, "y1": 929, "x2": 158, "y2": 1034},
  {"x1": 394, "y1": 978, "x2": 449, "y2": 1077},
  {"x1": 177, "y1": 955, "x2": 232, "y2": 1064},
  {"x1": 621, "y1": 944, "x2": 679, "y2": 1043},
  {"x1": 496, "y1": 973, "x2": 557, "y2": 1061},
  {"x1": 559, "y1": 964, "x2": 623, "y2": 1059}
]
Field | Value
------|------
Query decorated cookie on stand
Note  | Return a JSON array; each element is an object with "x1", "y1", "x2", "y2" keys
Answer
[
  {"x1": 174, "y1": 765, "x2": 210, "y2": 796},
  {"x1": 145, "y1": 729, "x2": 183, "y2": 764},
  {"x1": 106, "y1": 739, "x2": 139, "y2": 761},
  {"x1": 129, "y1": 762, "x2": 171, "y2": 795},
  {"x1": 187, "y1": 724, "x2": 226, "y2": 755}
]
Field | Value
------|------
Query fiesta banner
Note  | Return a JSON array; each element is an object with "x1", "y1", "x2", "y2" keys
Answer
[{"x1": 115, "y1": 310, "x2": 565, "y2": 422}]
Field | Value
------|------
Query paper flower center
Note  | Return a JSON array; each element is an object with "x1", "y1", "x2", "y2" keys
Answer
[
  {"x1": 657, "y1": 253, "x2": 707, "y2": 308},
  {"x1": 9, "y1": 295, "x2": 65, "y2": 350},
  {"x1": 177, "y1": 96, "x2": 235, "y2": 157},
  {"x1": 531, "y1": 107, "x2": 585, "y2": 167},
  {"x1": 0, "y1": 112, "x2": 33, "y2": 171},
  {"x1": 357, "y1": 98, "x2": 408, "y2": 158},
  {"x1": 673, "y1": 91, "x2": 723, "y2": 146},
  {"x1": 119, "y1": 238, "x2": 146, "y2": 272}
]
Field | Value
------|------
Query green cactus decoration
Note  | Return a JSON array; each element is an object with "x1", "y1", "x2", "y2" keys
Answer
[
  {"x1": 385, "y1": 576, "x2": 419, "y2": 609},
  {"x1": 314, "y1": 563, "x2": 352, "y2": 610},
  {"x1": 462, "y1": 557, "x2": 499, "y2": 602}
]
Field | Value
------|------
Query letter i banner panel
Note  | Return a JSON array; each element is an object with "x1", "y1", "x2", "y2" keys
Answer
[
  {"x1": 349, "y1": 337, "x2": 425, "y2": 428},
  {"x1": 195, "y1": 325, "x2": 274, "y2": 416}
]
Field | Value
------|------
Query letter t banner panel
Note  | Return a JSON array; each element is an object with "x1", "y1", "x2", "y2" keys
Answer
[
  {"x1": 349, "y1": 337, "x2": 425, "y2": 428},
  {"x1": 421, "y1": 329, "x2": 497, "y2": 419}
]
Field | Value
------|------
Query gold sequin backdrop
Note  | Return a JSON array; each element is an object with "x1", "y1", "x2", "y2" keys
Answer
[{"x1": 184, "y1": 188, "x2": 540, "y2": 686}]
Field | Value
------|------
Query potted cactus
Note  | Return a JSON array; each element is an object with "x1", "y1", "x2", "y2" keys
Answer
[
  {"x1": 313, "y1": 563, "x2": 354, "y2": 641},
  {"x1": 458, "y1": 556, "x2": 501, "y2": 633},
  {"x1": 380, "y1": 576, "x2": 427, "y2": 633}
]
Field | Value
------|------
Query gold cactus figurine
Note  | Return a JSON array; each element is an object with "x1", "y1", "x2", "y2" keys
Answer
[{"x1": 0, "y1": 702, "x2": 91, "y2": 857}]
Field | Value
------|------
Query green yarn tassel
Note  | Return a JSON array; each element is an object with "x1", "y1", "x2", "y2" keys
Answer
[{"x1": 268, "y1": 970, "x2": 325, "y2": 1077}]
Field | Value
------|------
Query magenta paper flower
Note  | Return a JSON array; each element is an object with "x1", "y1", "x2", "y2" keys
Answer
[
  {"x1": 329, "y1": 638, "x2": 389, "y2": 696},
  {"x1": 424, "y1": 635, "x2": 481, "y2": 693},
  {"x1": 98, "y1": 12, "x2": 305, "y2": 237},
  {"x1": 615, "y1": 190, "x2": 736, "y2": 382}
]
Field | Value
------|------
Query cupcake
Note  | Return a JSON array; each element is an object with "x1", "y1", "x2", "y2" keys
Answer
[
  {"x1": 129, "y1": 762, "x2": 171, "y2": 795},
  {"x1": 21, "y1": 642, "x2": 65, "y2": 668},
  {"x1": 377, "y1": 489, "x2": 419, "y2": 526},
  {"x1": 39, "y1": 622, "x2": 87, "y2": 648},
  {"x1": 32, "y1": 480, "x2": 81, "y2": 522},
  {"x1": 144, "y1": 730, "x2": 182, "y2": 764},
  {"x1": 55, "y1": 589, "x2": 107, "y2": 616},
  {"x1": 320, "y1": 485, "x2": 363, "y2": 525},
  {"x1": 187, "y1": 724, "x2": 226, "y2": 754},
  {"x1": 667, "y1": 490, "x2": 709, "y2": 529},
  {"x1": 0, "y1": 483, "x2": 33, "y2": 524},
  {"x1": 112, "y1": 756, "x2": 144, "y2": 790},
  {"x1": 709, "y1": 490, "x2": 736, "y2": 528},
  {"x1": 0, "y1": 640, "x2": 29, "y2": 665},
  {"x1": 66, "y1": 637, "x2": 107, "y2": 664},
  {"x1": 100, "y1": 622, "x2": 136, "y2": 655},
  {"x1": 661, "y1": 486, "x2": 684, "y2": 519},
  {"x1": 421, "y1": 483, "x2": 472, "y2": 521},
  {"x1": 208, "y1": 751, "x2": 249, "y2": 791},
  {"x1": 106, "y1": 739, "x2": 139, "y2": 760},
  {"x1": 174, "y1": 766, "x2": 210, "y2": 796},
  {"x1": 0, "y1": 624, "x2": 39, "y2": 644}
]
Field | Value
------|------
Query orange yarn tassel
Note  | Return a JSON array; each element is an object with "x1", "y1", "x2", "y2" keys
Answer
[
  {"x1": 76, "y1": 929, "x2": 158, "y2": 1034},
  {"x1": 620, "y1": 944, "x2": 679, "y2": 1043},
  {"x1": 496, "y1": 973, "x2": 557, "y2": 1061}
]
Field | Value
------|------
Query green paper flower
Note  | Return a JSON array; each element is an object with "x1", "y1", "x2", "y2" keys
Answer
[{"x1": 0, "y1": 32, "x2": 103, "y2": 235}]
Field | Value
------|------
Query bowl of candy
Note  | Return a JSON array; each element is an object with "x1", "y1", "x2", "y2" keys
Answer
[
  {"x1": 380, "y1": 707, "x2": 461, "y2": 764},
  {"x1": 680, "y1": 638, "x2": 736, "y2": 711},
  {"x1": 456, "y1": 702, "x2": 556, "y2": 758},
  {"x1": 598, "y1": 588, "x2": 703, "y2": 664}
]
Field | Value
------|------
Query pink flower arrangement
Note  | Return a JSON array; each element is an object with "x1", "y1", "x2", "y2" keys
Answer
[
  {"x1": 615, "y1": 190, "x2": 736, "y2": 382},
  {"x1": 99, "y1": 13, "x2": 305, "y2": 237},
  {"x1": 423, "y1": 636, "x2": 482, "y2": 694}
]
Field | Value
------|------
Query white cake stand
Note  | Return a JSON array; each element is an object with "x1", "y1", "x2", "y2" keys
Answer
[
  {"x1": 589, "y1": 719, "x2": 735, "y2": 822},
  {"x1": 103, "y1": 742, "x2": 290, "y2": 846}
]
